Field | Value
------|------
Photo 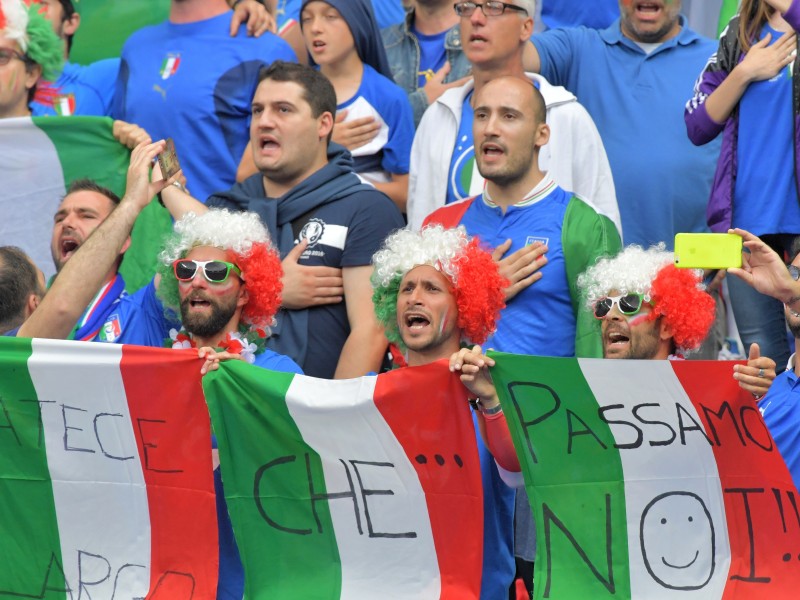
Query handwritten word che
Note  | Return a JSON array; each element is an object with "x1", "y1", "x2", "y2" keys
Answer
[{"x1": 253, "y1": 453, "x2": 418, "y2": 539}]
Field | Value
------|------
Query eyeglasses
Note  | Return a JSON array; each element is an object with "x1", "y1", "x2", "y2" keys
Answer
[
  {"x1": 453, "y1": 1, "x2": 528, "y2": 17},
  {"x1": 593, "y1": 293, "x2": 648, "y2": 319},
  {"x1": 173, "y1": 259, "x2": 242, "y2": 283},
  {"x1": 0, "y1": 49, "x2": 28, "y2": 67},
  {"x1": 789, "y1": 265, "x2": 800, "y2": 281}
]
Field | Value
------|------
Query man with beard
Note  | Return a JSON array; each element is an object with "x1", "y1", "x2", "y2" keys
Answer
[
  {"x1": 19, "y1": 139, "x2": 301, "y2": 600},
  {"x1": 577, "y1": 243, "x2": 774, "y2": 390},
  {"x1": 371, "y1": 224, "x2": 521, "y2": 599}
]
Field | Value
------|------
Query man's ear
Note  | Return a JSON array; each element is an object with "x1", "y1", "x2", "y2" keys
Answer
[
  {"x1": 659, "y1": 318, "x2": 674, "y2": 342},
  {"x1": 318, "y1": 111, "x2": 334, "y2": 140},
  {"x1": 25, "y1": 292, "x2": 41, "y2": 319},
  {"x1": 25, "y1": 63, "x2": 42, "y2": 91},
  {"x1": 63, "y1": 11, "x2": 80, "y2": 37},
  {"x1": 534, "y1": 122, "x2": 550, "y2": 148},
  {"x1": 120, "y1": 235, "x2": 132, "y2": 257},
  {"x1": 237, "y1": 285, "x2": 249, "y2": 309}
]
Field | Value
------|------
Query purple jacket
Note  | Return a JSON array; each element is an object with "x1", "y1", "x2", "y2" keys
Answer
[{"x1": 684, "y1": 0, "x2": 800, "y2": 232}]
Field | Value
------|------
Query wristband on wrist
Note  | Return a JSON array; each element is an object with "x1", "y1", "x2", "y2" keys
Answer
[{"x1": 469, "y1": 397, "x2": 503, "y2": 415}]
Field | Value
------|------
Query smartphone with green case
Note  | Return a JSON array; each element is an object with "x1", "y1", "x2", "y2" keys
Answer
[{"x1": 673, "y1": 233, "x2": 743, "y2": 269}]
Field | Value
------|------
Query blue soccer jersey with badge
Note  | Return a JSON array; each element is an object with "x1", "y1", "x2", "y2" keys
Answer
[
  {"x1": 113, "y1": 12, "x2": 296, "y2": 202},
  {"x1": 32, "y1": 59, "x2": 119, "y2": 117},
  {"x1": 97, "y1": 280, "x2": 179, "y2": 346}
]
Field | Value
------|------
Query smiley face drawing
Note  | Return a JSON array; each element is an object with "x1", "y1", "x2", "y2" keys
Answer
[{"x1": 639, "y1": 491, "x2": 716, "y2": 590}]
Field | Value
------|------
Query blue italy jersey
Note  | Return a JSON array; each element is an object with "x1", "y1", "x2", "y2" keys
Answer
[
  {"x1": 338, "y1": 64, "x2": 414, "y2": 177},
  {"x1": 446, "y1": 92, "x2": 476, "y2": 204},
  {"x1": 96, "y1": 280, "x2": 179, "y2": 346},
  {"x1": 758, "y1": 365, "x2": 800, "y2": 492},
  {"x1": 113, "y1": 12, "x2": 296, "y2": 202},
  {"x1": 32, "y1": 59, "x2": 119, "y2": 117},
  {"x1": 461, "y1": 182, "x2": 577, "y2": 356}
]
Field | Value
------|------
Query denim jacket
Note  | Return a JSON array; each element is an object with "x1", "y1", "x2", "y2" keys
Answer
[{"x1": 381, "y1": 10, "x2": 472, "y2": 127}]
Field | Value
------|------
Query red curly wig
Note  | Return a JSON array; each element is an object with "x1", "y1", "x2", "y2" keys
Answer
[
  {"x1": 451, "y1": 238, "x2": 508, "y2": 345},
  {"x1": 231, "y1": 242, "x2": 283, "y2": 329},
  {"x1": 649, "y1": 265, "x2": 715, "y2": 351}
]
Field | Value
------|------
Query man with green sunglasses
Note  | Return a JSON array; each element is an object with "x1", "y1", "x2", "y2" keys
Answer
[{"x1": 577, "y1": 243, "x2": 775, "y2": 399}]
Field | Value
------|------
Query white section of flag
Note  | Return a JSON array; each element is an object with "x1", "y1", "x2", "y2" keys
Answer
[
  {"x1": 285, "y1": 375, "x2": 441, "y2": 599},
  {"x1": 28, "y1": 339, "x2": 151, "y2": 597},
  {"x1": 579, "y1": 359, "x2": 731, "y2": 599}
]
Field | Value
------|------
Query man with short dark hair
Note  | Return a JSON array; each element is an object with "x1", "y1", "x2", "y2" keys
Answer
[
  {"x1": 0, "y1": 246, "x2": 45, "y2": 336},
  {"x1": 160, "y1": 61, "x2": 405, "y2": 378}
]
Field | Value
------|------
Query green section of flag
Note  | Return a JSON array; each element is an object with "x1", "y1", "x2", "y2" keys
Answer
[
  {"x1": 0, "y1": 337, "x2": 66, "y2": 598},
  {"x1": 204, "y1": 363, "x2": 342, "y2": 600},
  {"x1": 35, "y1": 116, "x2": 173, "y2": 293},
  {"x1": 718, "y1": 0, "x2": 739, "y2": 36},
  {"x1": 69, "y1": 0, "x2": 169, "y2": 65},
  {"x1": 490, "y1": 353, "x2": 631, "y2": 599}
]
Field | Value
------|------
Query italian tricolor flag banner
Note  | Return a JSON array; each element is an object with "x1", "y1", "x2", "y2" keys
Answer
[
  {"x1": 0, "y1": 116, "x2": 172, "y2": 291},
  {"x1": 491, "y1": 353, "x2": 800, "y2": 599},
  {"x1": 204, "y1": 360, "x2": 484, "y2": 599},
  {"x1": 0, "y1": 338, "x2": 218, "y2": 598}
]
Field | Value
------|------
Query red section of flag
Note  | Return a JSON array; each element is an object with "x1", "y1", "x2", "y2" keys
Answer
[
  {"x1": 672, "y1": 360, "x2": 800, "y2": 599},
  {"x1": 373, "y1": 361, "x2": 483, "y2": 598},
  {"x1": 121, "y1": 345, "x2": 218, "y2": 599}
]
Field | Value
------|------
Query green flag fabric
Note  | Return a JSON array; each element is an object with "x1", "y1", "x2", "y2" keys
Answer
[{"x1": 0, "y1": 116, "x2": 172, "y2": 292}]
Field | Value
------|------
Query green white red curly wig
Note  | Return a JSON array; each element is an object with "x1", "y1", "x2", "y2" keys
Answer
[
  {"x1": 371, "y1": 225, "x2": 507, "y2": 349},
  {"x1": 577, "y1": 244, "x2": 716, "y2": 352},
  {"x1": 156, "y1": 209, "x2": 283, "y2": 333},
  {"x1": 1, "y1": 0, "x2": 63, "y2": 82}
]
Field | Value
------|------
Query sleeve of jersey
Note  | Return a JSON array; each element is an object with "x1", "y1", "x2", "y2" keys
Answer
[
  {"x1": 562, "y1": 197, "x2": 622, "y2": 359},
  {"x1": 684, "y1": 20, "x2": 738, "y2": 145},
  {"x1": 531, "y1": 28, "x2": 581, "y2": 88},
  {"x1": 340, "y1": 194, "x2": 405, "y2": 267},
  {"x1": 379, "y1": 85, "x2": 415, "y2": 175},
  {"x1": 114, "y1": 280, "x2": 179, "y2": 346}
]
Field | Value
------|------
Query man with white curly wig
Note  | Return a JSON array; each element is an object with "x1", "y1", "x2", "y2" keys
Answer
[
  {"x1": 20, "y1": 139, "x2": 301, "y2": 375},
  {"x1": 19, "y1": 139, "x2": 302, "y2": 600},
  {"x1": 577, "y1": 244, "x2": 775, "y2": 399},
  {"x1": 372, "y1": 224, "x2": 523, "y2": 599}
]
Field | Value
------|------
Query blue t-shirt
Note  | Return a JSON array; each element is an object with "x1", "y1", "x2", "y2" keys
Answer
[
  {"x1": 540, "y1": 0, "x2": 618, "y2": 30},
  {"x1": 735, "y1": 24, "x2": 800, "y2": 236},
  {"x1": 32, "y1": 59, "x2": 119, "y2": 117},
  {"x1": 215, "y1": 350, "x2": 302, "y2": 600},
  {"x1": 113, "y1": 12, "x2": 296, "y2": 202},
  {"x1": 533, "y1": 18, "x2": 719, "y2": 248},
  {"x1": 412, "y1": 26, "x2": 448, "y2": 88},
  {"x1": 446, "y1": 92, "x2": 476, "y2": 205},
  {"x1": 338, "y1": 64, "x2": 414, "y2": 177},
  {"x1": 758, "y1": 366, "x2": 800, "y2": 492},
  {"x1": 460, "y1": 182, "x2": 577, "y2": 356}
]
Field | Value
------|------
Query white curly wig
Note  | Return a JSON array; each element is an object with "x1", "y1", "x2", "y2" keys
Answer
[
  {"x1": 159, "y1": 209, "x2": 271, "y2": 266},
  {"x1": 371, "y1": 225, "x2": 471, "y2": 289},
  {"x1": 1, "y1": 0, "x2": 28, "y2": 51},
  {"x1": 577, "y1": 244, "x2": 675, "y2": 308}
]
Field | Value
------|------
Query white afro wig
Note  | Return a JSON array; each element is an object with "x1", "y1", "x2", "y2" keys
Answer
[{"x1": 577, "y1": 244, "x2": 675, "y2": 308}]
